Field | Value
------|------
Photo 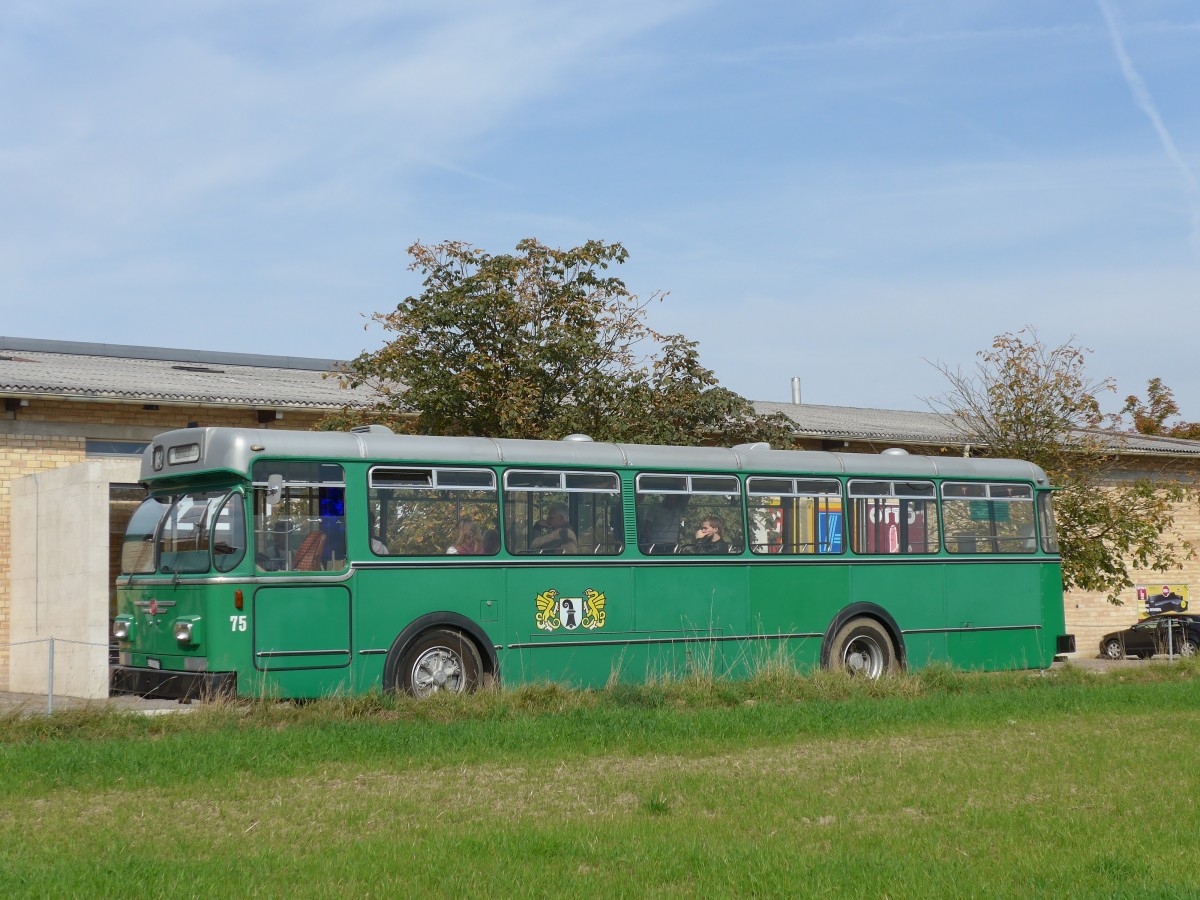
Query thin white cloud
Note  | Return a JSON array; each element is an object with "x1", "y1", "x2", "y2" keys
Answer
[
  {"x1": 0, "y1": 1, "x2": 698, "y2": 266},
  {"x1": 1097, "y1": 0, "x2": 1200, "y2": 246}
]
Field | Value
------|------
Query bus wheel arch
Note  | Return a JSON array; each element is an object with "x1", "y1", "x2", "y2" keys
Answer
[
  {"x1": 383, "y1": 612, "x2": 496, "y2": 697},
  {"x1": 820, "y1": 603, "x2": 906, "y2": 676}
]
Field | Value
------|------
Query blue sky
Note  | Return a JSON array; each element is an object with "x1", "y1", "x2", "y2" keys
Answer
[{"x1": 3, "y1": 1, "x2": 1199, "y2": 418}]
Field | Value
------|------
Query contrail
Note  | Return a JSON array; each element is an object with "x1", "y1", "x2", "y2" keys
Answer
[{"x1": 1097, "y1": 0, "x2": 1200, "y2": 198}]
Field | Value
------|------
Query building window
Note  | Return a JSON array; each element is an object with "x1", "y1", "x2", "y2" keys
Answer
[{"x1": 86, "y1": 440, "x2": 149, "y2": 458}]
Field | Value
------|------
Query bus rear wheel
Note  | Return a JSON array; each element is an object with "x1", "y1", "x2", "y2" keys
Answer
[
  {"x1": 396, "y1": 628, "x2": 482, "y2": 698},
  {"x1": 827, "y1": 617, "x2": 896, "y2": 678}
]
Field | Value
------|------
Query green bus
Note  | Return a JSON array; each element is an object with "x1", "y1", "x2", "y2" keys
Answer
[{"x1": 111, "y1": 425, "x2": 1074, "y2": 699}]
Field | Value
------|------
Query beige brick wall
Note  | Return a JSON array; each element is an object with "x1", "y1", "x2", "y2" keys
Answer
[
  {"x1": 1064, "y1": 458, "x2": 1200, "y2": 657},
  {"x1": 0, "y1": 400, "x2": 329, "y2": 690}
]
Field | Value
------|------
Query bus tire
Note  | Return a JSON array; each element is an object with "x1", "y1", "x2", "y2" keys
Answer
[
  {"x1": 394, "y1": 628, "x2": 482, "y2": 698},
  {"x1": 827, "y1": 617, "x2": 896, "y2": 678}
]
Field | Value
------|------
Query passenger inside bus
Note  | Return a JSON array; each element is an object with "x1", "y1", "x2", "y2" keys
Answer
[
  {"x1": 531, "y1": 504, "x2": 578, "y2": 553},
  {"x1": 446, "y1": 518, "x2": 483, "y2": 555},
  {"x1": 691, "y1": 515, "x2": 730, "y2": 554},
  {"x1": 482, "y1": 528, "x2": 500, "y2": 554}
]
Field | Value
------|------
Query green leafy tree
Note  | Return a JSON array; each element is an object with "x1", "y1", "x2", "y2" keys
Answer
[
  {"x1": 324, "y1": 238, "x2": 794, "y2": 447},
  {"x1": 930, "y1": 328, "x2": 1193, "y2": 602},
  {"x1": 1122, "y1": 378, "x2": 1200, "y2": 440}
]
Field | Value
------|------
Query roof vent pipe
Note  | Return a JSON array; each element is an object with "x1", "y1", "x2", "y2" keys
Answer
[{"x1": 790, "y1": 377, "x2": 801, "y2": 405}]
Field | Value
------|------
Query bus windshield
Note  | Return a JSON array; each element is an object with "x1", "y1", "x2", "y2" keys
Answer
[
  {"x1": 159, "y1": 491, "x2": 233, "y2": 574},
  {"x1": 121, "y1": 490, "x2": 246, "y2": 575}
]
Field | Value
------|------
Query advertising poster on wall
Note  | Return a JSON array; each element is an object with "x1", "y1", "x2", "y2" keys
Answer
[{"x1": 1136, "y1": 584, "x2": 1191, "y2": 620}]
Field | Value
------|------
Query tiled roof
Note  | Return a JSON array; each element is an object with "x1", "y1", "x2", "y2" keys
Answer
[
  {"x1": 3, "y1": 337, "x2": 1197, "y2": 457},
  {"x1": 753, "y1": 401, "x2": 964, "y2": 445},
  {"x1": 0, "y1": 337, "x2": 379, "y2": 409},
  {"x1": 755, "y1": 400, "x2": 1200, "y2": 458}
]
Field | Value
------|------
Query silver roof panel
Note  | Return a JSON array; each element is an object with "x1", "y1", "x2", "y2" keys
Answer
[{"x1": 142, "y1": 426, "x2": 1051, "y2": 485}]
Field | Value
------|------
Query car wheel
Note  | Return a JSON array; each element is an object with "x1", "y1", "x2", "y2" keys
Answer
[
  {"x1": 1179, "y1": 637, "x2": 1199, "y2": 658},
  {"x1": 1102, "y1": 639, "x2": 1124, "y2": 661}
]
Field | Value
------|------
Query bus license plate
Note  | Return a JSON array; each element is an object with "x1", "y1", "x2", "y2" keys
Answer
[{"x1": 146, "y1": 658, "x2": 161, "y2": 670}]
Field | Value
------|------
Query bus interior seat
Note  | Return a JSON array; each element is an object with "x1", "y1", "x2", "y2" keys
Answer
[
  {"x1": 294, "y1": 532, "x2": 327, "y2": 571},
  {"x1": 643, "y1": 543, "x2": 678, "y2": 555}
]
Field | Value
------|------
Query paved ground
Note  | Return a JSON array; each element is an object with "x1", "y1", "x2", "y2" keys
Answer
[
  {"x1": 1055, "y1": 654, "x2": 1155, "y2": 672},
  {"x1": 0, "y1": 690, "x2": 193, "y2": 716}
]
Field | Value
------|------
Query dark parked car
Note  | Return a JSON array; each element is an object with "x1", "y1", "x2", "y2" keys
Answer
[{"x1": 1100, "y1": 616, "x2": 1200, "y2": 660}]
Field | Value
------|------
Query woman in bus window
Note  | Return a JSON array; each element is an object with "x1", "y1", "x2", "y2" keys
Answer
[
  {"x1": 693, "y1": 516, "x2": 730, "y2": 554},
  {"x1": 446, "y1": 519, "x2": 483, "y2": 555}
]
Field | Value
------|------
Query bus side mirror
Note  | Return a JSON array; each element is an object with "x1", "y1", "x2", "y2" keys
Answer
[{"x1": 264, "y1": 474, "x2": 284, "y2": 506}]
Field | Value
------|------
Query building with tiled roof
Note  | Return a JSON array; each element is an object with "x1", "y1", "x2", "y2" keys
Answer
[
  {"x1": 3, "y1": 336, "x2": 1199, "y2": 695},
  {"x1": 0, "y1": 337, "x2": 379, "y2": 694},
  {"x1": 1, "y1": 336, "x2": 376, "y2": 412},
  {"x1": 754, "y1": 399, "x2": 1200, "y2": 459}
]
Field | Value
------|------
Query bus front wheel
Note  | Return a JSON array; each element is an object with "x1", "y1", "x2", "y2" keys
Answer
[
  {"x1": 395, "y1": 628, "x2": 482, "y2": 698},
  {"x1": 827, "y1": 617, "x2": 896, "y2": 678}
]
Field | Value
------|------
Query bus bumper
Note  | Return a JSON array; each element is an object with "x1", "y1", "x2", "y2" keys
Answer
[{"x1": 110, "y1": 665, "x2": 236, "y2": 700}]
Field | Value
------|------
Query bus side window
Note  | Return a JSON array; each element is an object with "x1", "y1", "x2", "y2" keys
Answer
[
  {"x1": 253, "y1": 462, "x2": 347, "y2": 571},
  {"x1": 848, "y1": 480, "x2": 939, "y2": 555},
  {"x1": 369, "y1": 467, "x2": 499, "y2": 557},
  {"x1": 747, "y1": 477, "x2": 842, "y2": 555},
  {"x1": 636, "y1": 474, "x2": 742, "y2": 556},
  {"x1": 502, "y1": 470, "x2": 623, "y2": 556},
  {"x1": 941, "y1": 482, "x2": 1035, "y2": 555}
]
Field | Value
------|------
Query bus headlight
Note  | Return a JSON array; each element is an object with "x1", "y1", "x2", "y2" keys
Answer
[
  {"x1": 112, "y1": 617, "x2": 133, "y2": 641},
  {"x1": 173, "y1": 617, "x2": 203, "y2": 646}
]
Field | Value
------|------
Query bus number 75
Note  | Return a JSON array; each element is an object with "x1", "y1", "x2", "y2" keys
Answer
[{"x1": 230, "y1": 615, "x2": 247, "y2": 632}]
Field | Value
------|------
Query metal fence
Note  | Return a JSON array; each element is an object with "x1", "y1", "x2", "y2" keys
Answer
[{"x1": 3, "y1": 636, "x2": 113, "y2": 714}]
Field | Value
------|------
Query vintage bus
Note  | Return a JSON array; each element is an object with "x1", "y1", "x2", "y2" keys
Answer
[{"x1": 111, "y1": 425, "x2": 1073, "y2": 699}]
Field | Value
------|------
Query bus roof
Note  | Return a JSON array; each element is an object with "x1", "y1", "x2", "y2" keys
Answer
[{"x1": 141, "y1": 425, "x2": 1051, "y2": 485}]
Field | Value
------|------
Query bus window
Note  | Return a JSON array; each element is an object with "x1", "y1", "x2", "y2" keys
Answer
[
  {"x1": 503, "y1": 470, "x2": 622, "y2": 556},
  {"x1": 369, "y1": 466, "x2": 498, "y2": 556},
  {"x1": 636, "y1": 474, "x2": 743, "y2": 556},
  {"x1": 747, "y1": 477, "x2": 842, "y2": 555},
  {"x1": 1037, "y1": 492, "x2": 1059, "y2": 554},
  {"x1": 848, "y1": 480, "x2": 939, "y2": 555},
  {"x1": 159, "y1": 492, "x2": 227, "y2": 574},
  {"x1": 253, "y1": 461, "x2": 347, "y2": 571},
  {"x1": 212, "y1": 492, "x2": 247, "y2": 573},
  {"x1": 942, "y1": 482, "x2": 1036, "y2": 554},
  {"x1": 121, "y1": 495, "x2": 172, "y2": 574}
]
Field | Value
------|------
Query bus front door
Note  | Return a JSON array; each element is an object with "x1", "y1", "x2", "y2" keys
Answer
[{"x1": 252, "y1": 584, "x2": 352, "y2": 678}]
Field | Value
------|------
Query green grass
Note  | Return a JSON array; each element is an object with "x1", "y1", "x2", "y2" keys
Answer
[{"x1": 2, "y1": 662, "x2": 1199, "y2": 896}]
